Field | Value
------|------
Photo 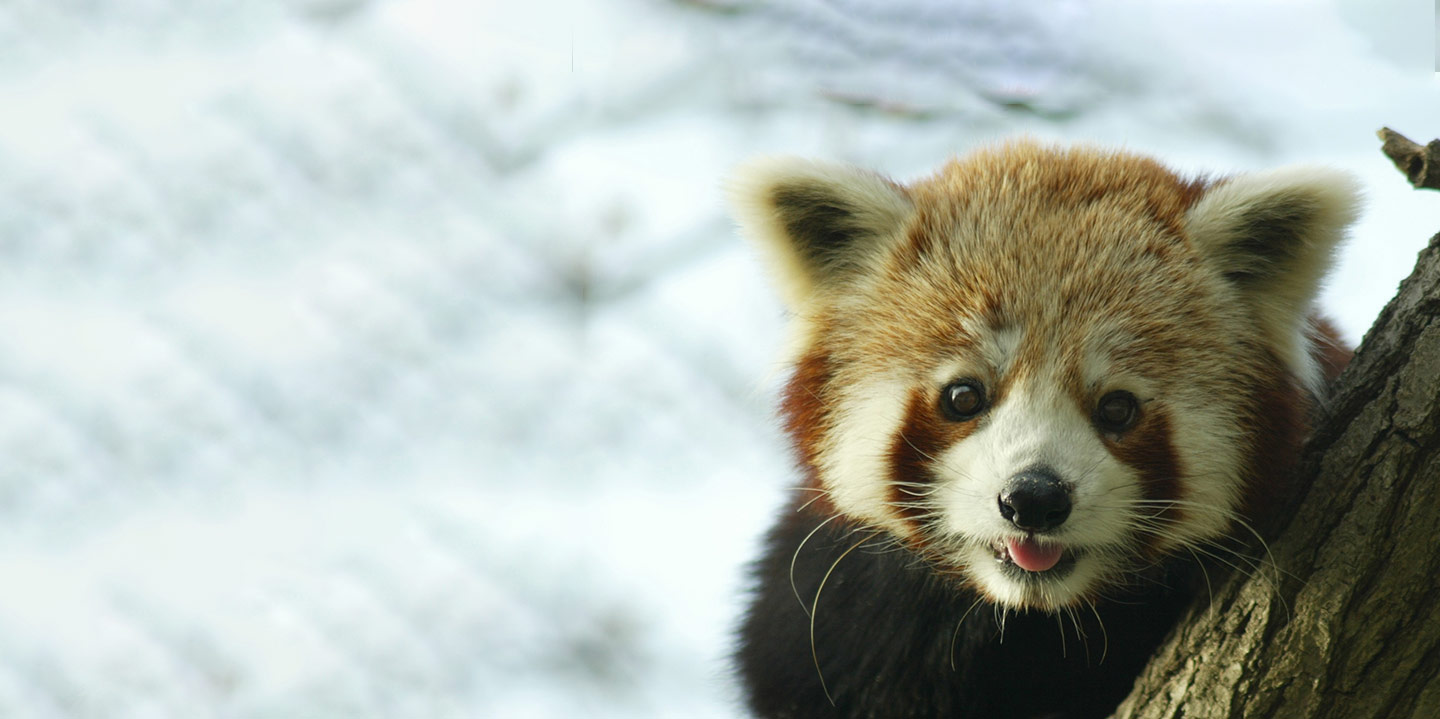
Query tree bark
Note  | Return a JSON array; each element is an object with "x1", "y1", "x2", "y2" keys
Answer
[{"x1": 1112, "y1": 216, "x2": 1440, "y2": 718}]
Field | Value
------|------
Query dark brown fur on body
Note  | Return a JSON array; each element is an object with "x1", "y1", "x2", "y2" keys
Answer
[
  {"x1": 731, "y1": 141, "x2": 1360, "y2": 718},
  {"x1": 737, "y1": 495, "x2": 1198, "y2": 718}
]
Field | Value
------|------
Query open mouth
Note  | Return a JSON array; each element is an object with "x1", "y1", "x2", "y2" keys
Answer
[{"x1": 994, "y1": 536, "x2": 1079, "y2": 577}]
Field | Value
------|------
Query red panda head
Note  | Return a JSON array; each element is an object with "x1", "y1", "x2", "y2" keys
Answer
[{"x1": 730, "y1": 140, "x2": 1359, "y2": 611}]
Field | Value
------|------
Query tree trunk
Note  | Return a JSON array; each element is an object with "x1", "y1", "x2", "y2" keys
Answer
[{"x1": 1113, "y1": 226, "x2": 1440, "y2": 719}]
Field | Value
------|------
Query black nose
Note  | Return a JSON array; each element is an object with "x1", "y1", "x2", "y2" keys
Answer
[{"x1": 998, "y1": 469, "x2": 1072, "y2": 531}]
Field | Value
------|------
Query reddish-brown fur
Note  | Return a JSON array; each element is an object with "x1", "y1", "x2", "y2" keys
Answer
[
  {"x1": 888, "y1": 388, "x2": 980, "y2": 526},
  {"x1": 1108, "y1": 404, "x2": 1185, "y2": 525},
  {"x1": 781, "y1": 350, "x2": 838, "y2": 518},
  {"x1": 1235, "y1": 318, "x2": 1351, "y2": 536}
]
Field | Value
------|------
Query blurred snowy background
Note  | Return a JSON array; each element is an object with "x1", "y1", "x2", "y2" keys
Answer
[{"x1": 0, "y1": 0, "x2": 1435, "y2": 717}]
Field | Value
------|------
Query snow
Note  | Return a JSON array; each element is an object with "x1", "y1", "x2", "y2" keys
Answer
[{"x1": 0, "y1": 0, "x2": 1435, "y2": 716}]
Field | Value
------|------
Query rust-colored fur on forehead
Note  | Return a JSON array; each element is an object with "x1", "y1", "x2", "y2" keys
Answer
[
  {"x1": 834, "y1": 142, "x2": 1232, "y2": 393},
  {"x1": 909, "y1": 141, "x2": 1210, "y2": 238}
]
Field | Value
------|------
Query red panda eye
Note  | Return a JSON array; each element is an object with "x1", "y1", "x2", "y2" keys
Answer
[
  {"x1": 940, "y1": 380, "x2": 987, "y2": 421},
  {"x1": 1095, "y1": 391, "x2": 1139, "y2": 433}
]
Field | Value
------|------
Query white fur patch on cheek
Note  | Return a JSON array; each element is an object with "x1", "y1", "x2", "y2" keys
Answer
[
  {"x1": 1157, "y1": 408, "x2": 1245, "y2": 550},
  {"x1": 816, "y1": 376, "x2": 912, "y2": 534}
]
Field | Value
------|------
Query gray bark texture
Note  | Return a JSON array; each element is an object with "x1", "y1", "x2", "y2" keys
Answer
[{"x1": 1113, "y1": 225, "x2": 1440, "y2": 719}]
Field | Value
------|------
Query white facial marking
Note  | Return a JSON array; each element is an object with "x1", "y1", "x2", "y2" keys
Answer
[
  {"x1": 951, "y1": 317, "x2": 1021, "y2": 382},
  {"x1": 934, "y1": 376, "x2": 1141, "y2": 608},
  {"x1": 818, "y1": 375, "x2": 912, "y2": 535},
  {"x1": 1154, "y1": 406, "x2": 1243, "y2": 552}
]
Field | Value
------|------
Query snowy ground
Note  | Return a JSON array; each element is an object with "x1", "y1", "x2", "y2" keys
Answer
[{"x1": 0, "y1": 1, "x2": 1435, "y2": 717}]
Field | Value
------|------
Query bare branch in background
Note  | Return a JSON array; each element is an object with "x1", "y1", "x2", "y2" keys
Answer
[{"x1": 1378, "y1": 127, "x2": 1440, "y2": 190}]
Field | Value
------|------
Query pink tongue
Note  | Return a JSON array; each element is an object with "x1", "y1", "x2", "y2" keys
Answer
[{"x1": 1008, "y1": 538, "x2": 1063, "y2": 572}]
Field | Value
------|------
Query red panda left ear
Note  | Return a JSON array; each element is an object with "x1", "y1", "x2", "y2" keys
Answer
[
  {"x1": 727, "y1": 157, "x2": 913, "y2": 311},
  {"x1": 1184, "y1": 166, "x2": 1361, "y2": 375}
]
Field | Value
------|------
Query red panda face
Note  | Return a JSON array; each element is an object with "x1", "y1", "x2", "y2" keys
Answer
[{"x1": 731, "y1": 141, "x2": 1358, "y2": 611}]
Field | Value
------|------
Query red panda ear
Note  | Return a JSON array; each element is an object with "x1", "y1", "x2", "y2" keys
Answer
[
  {"x1": 1185, "y1": 166, "x2": 1361, "y2": 374},
  {"x1": 728, "y1": 157, "x2": 913, "y2": 309}
]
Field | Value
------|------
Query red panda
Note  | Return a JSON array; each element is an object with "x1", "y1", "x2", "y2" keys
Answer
[{"x1": 729, "y1": 140, "x2": 1358, "y2": 719}]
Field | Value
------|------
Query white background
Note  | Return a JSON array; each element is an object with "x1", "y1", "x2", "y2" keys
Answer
[{"x1": 0, "y1": 1, "x2": 1436, "y2": 716}]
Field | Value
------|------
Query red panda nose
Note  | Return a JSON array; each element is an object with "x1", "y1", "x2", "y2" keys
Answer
[{"x1": 998, "y1": 469, "x2": 1072, "y2": 531}]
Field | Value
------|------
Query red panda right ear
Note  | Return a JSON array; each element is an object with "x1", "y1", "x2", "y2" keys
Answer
[
  {"x1": 728, "y1": 157, "x2": 913, "y2": 310},
  {"x1": 1184, "y1": 166, "x2": 1361, "y2": 389}
]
